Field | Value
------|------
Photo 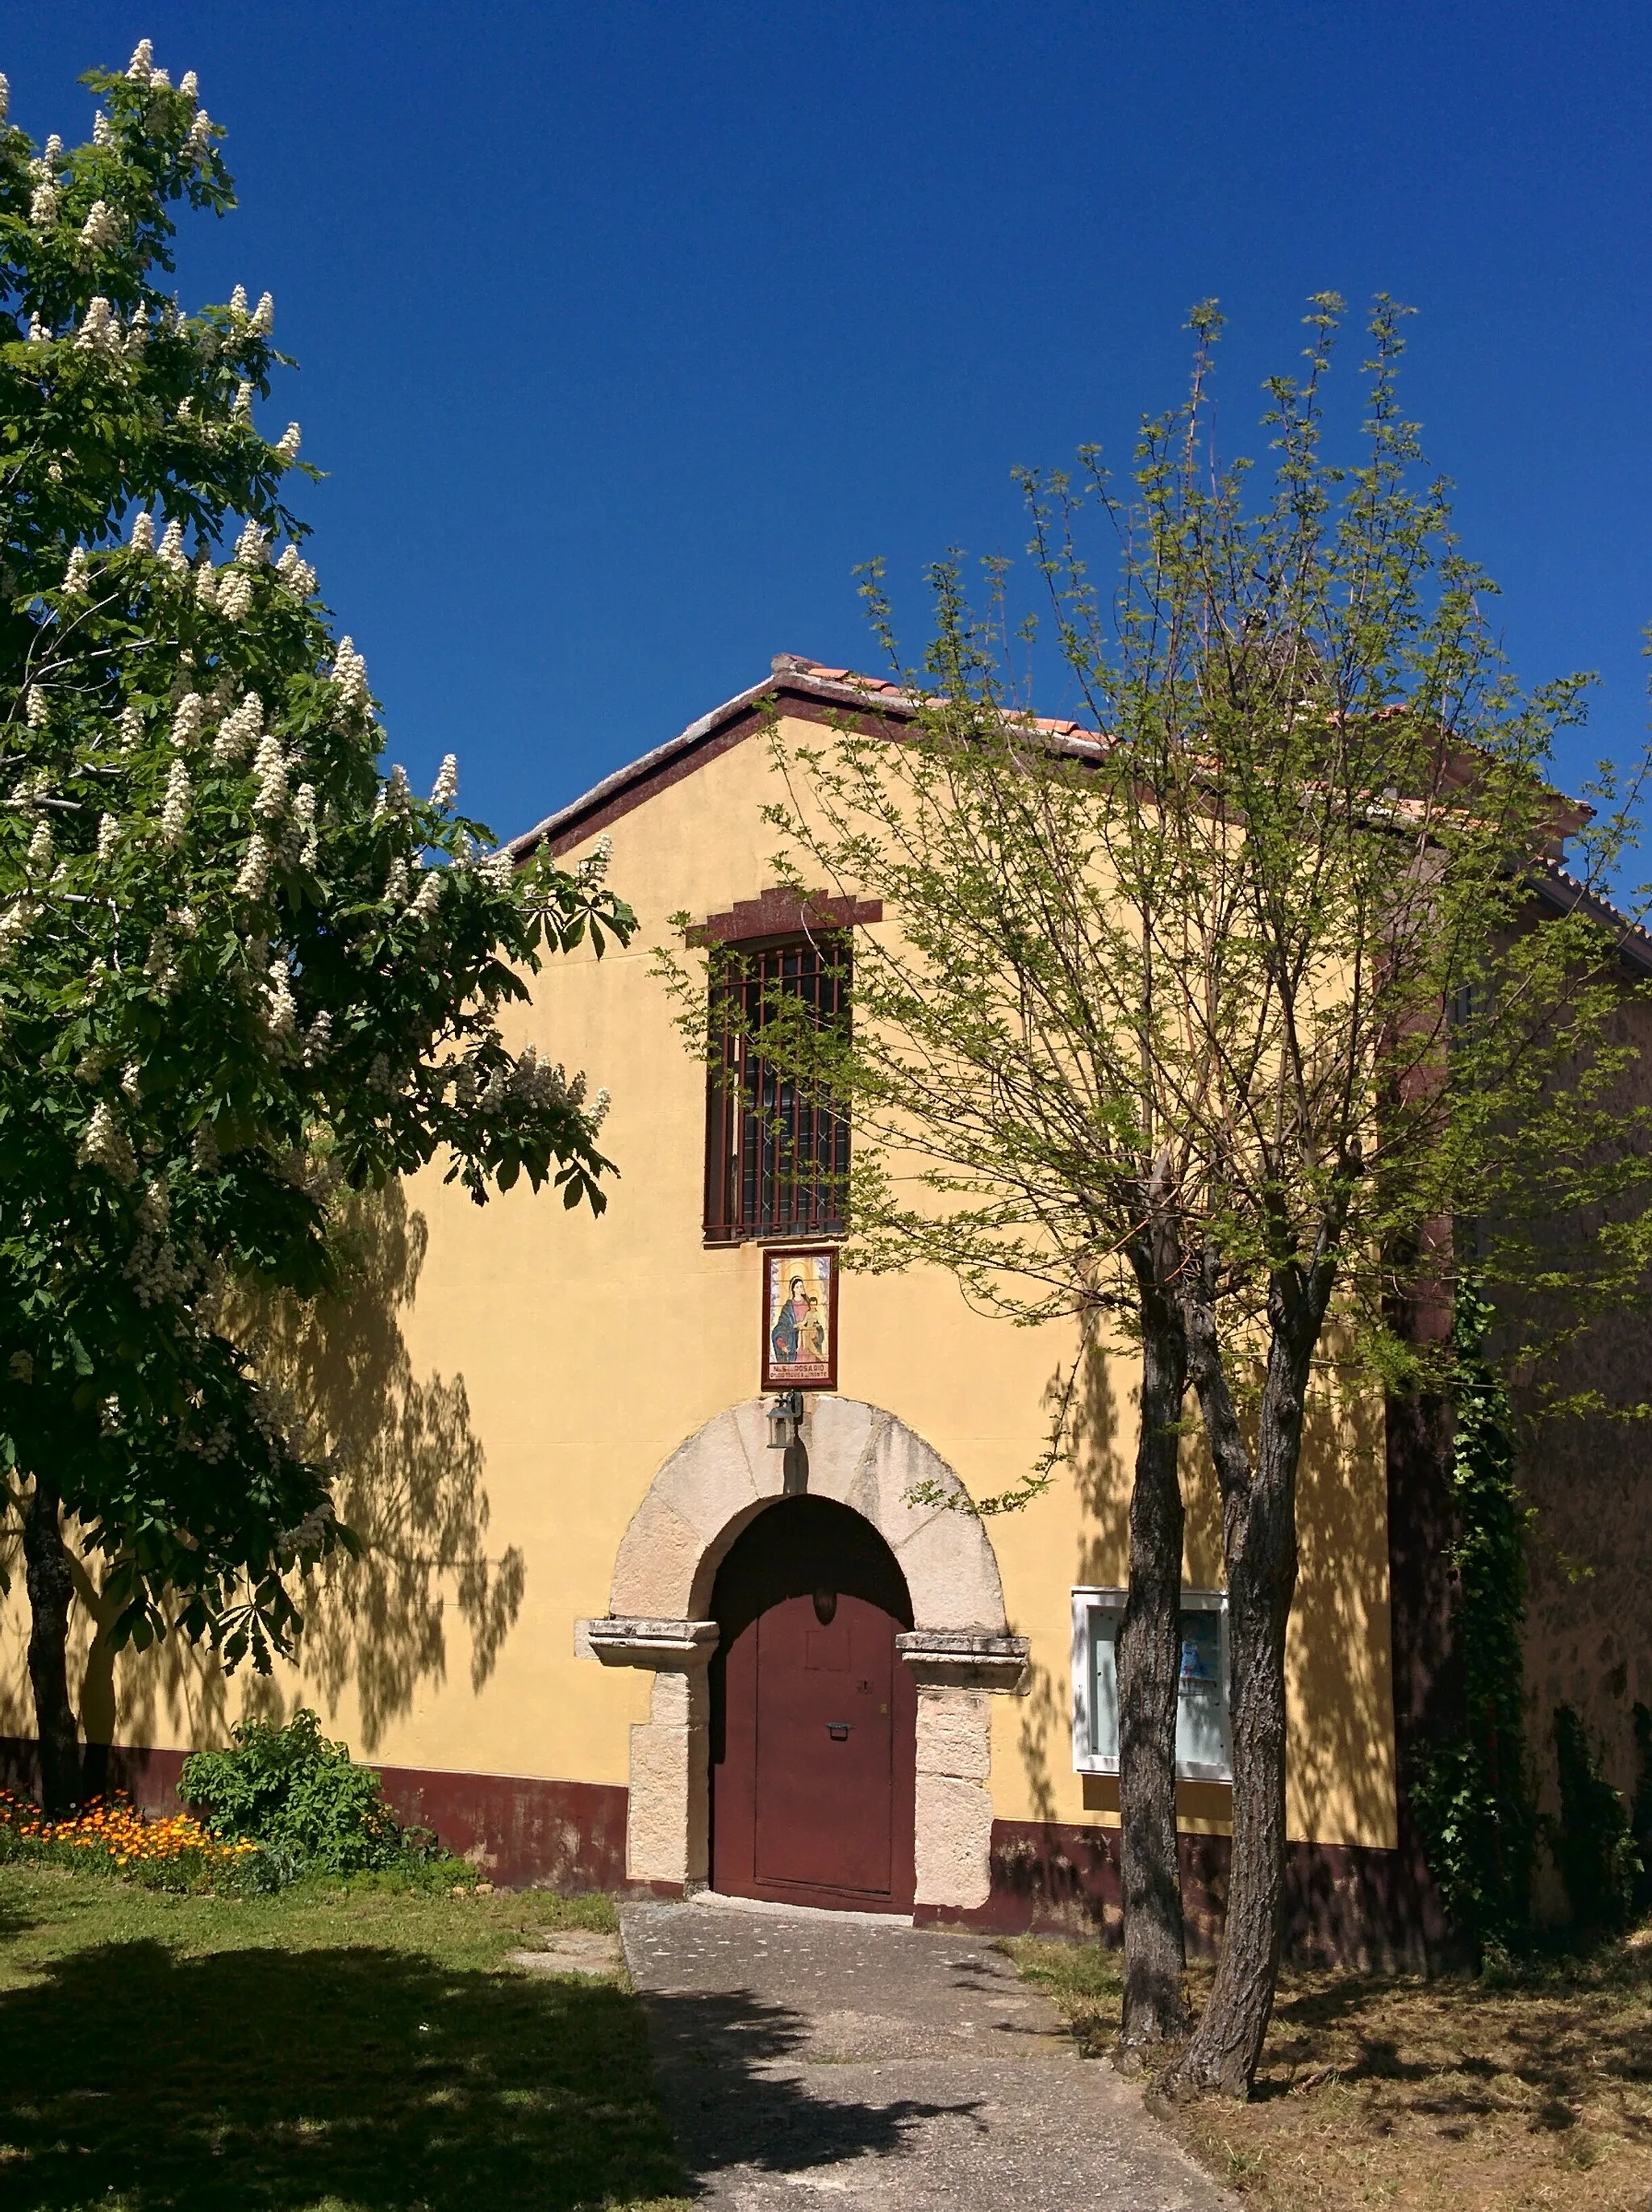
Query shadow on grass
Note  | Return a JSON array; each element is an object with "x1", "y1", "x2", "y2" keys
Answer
[
  {"x1": 0, "y1": 1938, "x2": 686, "y2": 2210},
  {"x1": 1249, "y1": 1956, "x2": 1652, "y2": 2135},
  {"x1": 642, "y1": 1988, "x2": 987, "y2": 2185}
]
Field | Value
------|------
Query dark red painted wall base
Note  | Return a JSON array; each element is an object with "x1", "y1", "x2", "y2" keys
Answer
[
  {"x1": 0, "y1": 1738, "x2": 1443, "y2": 1962},
  {"x1": 0, "y1": 1736, "x2": 631, "y2": 1895},
  {"x1": 914, "y1": 1819, "x2": 1449, "y2": 1969}
]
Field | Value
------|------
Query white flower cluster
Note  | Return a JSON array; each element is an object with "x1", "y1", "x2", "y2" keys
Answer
[
  {"x1": 98, "y1": 812, "x2": 119, "y2": 858},
  {"x1": 92, "y1": 112, "x2": 111, "y2": 148},
  {"x1": 194, "y1": 554, "x2": 218, "y2": 608},
  {"x1": 80, "y1": 200, "x2": 123, "y2": 253},
  {"x1": 128, "y1": 38, "x2": 155, "y2": 80},
  {"x1": 276, "y1": 1500, "x2": 336, "y2": 1563},
  {"x1": 408, "y1": 869, "x2": 443, "y2": 922},
  {"x1": 30, "y1": 182, "x2": 57, "y2": 227},
  {"x1": 589, "y1": 1086, "x2": 612, "y2": 1132},
  {"x1": 373, "y1": 764, "x2": 411, "y2": 824},
  {"x1": 62, "y1": 547, "x2": 90, "y2": 595},
  {"x1": 186, "y1": 109, "x2": 214, "y2": 164},
  {"x1": 233, "y1": 381, "x2": 254, "y2": 423},
  {"x1": 463, "y1": 1043, "x2": 590, "y2": 1117},
  {"x1": 230, "y1": 285, "x2": 248, "y2": 315},
  {"x1": 252, "y1": 730, "x2": 290, "y2": 817},
  {"x1": 75, "y1": 297, "x2": 117, "y2": 352},
  {"x1": 137, "y1": 1179, "x2": 169, "y2": 1233},
  {"x1": 25, "y1": 686, "x2": 48, "y2": 728},
  {"x1": 236, "y1": 834, "x2": 271, "y2": 899},
  {"x1": 333, "y1": 638, "x2": 370, "y2": 713},
  {"x1": 479, "y1": 847, "x2": 516, "y2": 891},
  {"x1": 191, "y1": 1121, "x2": 219, "y2": 1171},
  {"x1": 287, "y1": 783, "x2": 319, "y2": 868},
  {"x1": 79, "y1": 1100, "x2": 137, "y2": 1185},
  {"x1": 123, "y1": 1059, "x2": 143, "y2": 1101},
  {"x1": 214, "y1": 690, "x2": 263, "y2": 762},
  {"x1": 160, "y1": 758, "x2": 191, "y2": 845},
  {"x1": 274, "y1": 423, "x2": 302, "y2": 463},
  {"x1": 385, "y1": 854, "x2": 410, "y2": 903},
  {"x1": 367, "y1": 1052, "x2": 393, "y2": 1093},
  {"x1": 219, "y1": 570, "x2": 253, "y2": 621},
  {"x1": 302, "y1": 1008, "x2": 332, "y2": 1066},
  {"x1": 172, "y1": 691, "x2": 204, "y2": 746},
  {"x1": 158, "y1": 520, "x2": 188, "y2": 574},
  {"x1": 144, "y1": 928, "x2": 178, "y2": 996},
  {"x1": 576, "y1": 832, "x2": 614, "y2": 887},
  {"x1": 265, "y1": 954, "x2": 297, "y2": 1039},
  {"x1": 27, "y1": 313, "x2": 48, "y2": 344},
  {"x1": 119, "y1": 704, "x2": 144, "y2": 749},
  {"x1": 126, "y1": 1228, "x2": 186, "y2": 1308},
  {"x1": 130, "y1": 511, "x2": 156, "y2": 553},
  {"x1": 0, "y1": 898, "x2": 39, "y2": 956},
  {"x1": 250, "y1": 292, "x2": 274, "y2": 335},
  {"x1": 181, "y1": 70, "x2": 199, "y2": 103},
  {"x1": 275, "y1": 543, "x2": 315, "y2": 595},
  {"x1": 431, "y1": 753, "x2": 459, "y2": 807},
  {"x1": 27, "y1": 820, "x2": 52, "y2": 873},
  {"x1": 0, "y1": 74, "x2": 8, "y2": 123},
  {"x1": 235, "y1": 519, "x2": 269, "y2": 566}
]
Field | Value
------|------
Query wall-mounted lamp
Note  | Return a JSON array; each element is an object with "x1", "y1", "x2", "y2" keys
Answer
[{"x1": 766, "y1": 1388, "x2": 805, "y2": 1450}]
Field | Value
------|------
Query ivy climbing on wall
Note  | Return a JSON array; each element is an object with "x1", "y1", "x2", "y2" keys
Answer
[{"x1": 1411, "y1": 1282, "x2": 1537, "y2": 1961}]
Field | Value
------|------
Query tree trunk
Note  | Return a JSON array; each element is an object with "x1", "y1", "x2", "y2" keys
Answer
[
  {"x1": 1167, "y1": 1273, "x2": 1315, "y2": 2099},
  {"x1": 23, "y1": 1475, "x2": 81, "y2": 1812},
  {"x1": 1114, "y1": 1279, "x2": 1189, "y2": 2060}
]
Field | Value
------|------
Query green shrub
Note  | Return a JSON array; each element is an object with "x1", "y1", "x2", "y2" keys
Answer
[
  {"x1": 1548, "y1": 1704, "x2": 1642, "y2": 1937},
  {"x1": 179, "y1": 1709, "x2": 407, "y2": 1875}
]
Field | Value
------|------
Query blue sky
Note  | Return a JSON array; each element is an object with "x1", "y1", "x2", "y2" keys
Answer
[{"x1": 10, "y1": 4, "x2": 1652, "y2": 849}]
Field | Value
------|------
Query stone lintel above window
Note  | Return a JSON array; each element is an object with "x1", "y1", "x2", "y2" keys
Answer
[{"x1": 686, "y1": 887, "x2": 882, "y2": 947}]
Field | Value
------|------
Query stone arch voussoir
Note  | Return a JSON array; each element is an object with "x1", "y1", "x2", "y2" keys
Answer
[{"x1": 608, "y1": 1396, "x2": 1009, "y2": 1630}]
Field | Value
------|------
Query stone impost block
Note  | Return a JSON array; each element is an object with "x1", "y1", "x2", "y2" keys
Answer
[
  {"x1": 897, "y1": 1629, "x2": 1030, "y2": 1692},
  {"x1": 586, "y1": 1616, "x2": 720, "y2": 1669}
]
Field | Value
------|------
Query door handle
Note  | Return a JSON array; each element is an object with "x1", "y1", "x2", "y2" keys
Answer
[{"x1": 827, "y1": 1722, "x2": 851, "y2": 1740}]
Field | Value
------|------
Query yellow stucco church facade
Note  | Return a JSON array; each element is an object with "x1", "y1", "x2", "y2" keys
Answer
[{"x1": 11, "y1": 654, "x2": 1643, "y2": 1955}]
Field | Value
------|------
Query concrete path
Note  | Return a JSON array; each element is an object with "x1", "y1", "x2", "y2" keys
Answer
[{"x1": 619, "y1": 1897, "x2": 1232, "y2": 2211}]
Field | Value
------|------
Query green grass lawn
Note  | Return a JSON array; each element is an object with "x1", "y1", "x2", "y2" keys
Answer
[{"x1": 0, "y1": 1866, "x2": 691, "y2": 2212}]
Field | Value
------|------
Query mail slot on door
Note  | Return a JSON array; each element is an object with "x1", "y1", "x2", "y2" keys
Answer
[{"x1": 827, "y1": 1722, "x2": 851, "y2": 1740}]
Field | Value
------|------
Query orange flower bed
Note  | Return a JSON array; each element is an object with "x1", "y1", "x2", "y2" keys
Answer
[{"x1": 0, "y1": 1786, "x2": 256, "y2": 1874}]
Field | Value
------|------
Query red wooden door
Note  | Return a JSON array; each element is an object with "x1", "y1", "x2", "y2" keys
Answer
[{"x1": 711, "y1": 1496, "x2": 916, "y2": 1911}]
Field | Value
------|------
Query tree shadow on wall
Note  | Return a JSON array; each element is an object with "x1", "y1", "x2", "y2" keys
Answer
[
  {"x1": 239, "y1": 1183, "x2": 524, "y2": 1751},
  {"x1": 1016, "y1": 1347, "x2": 1128, "y2": 1824}
]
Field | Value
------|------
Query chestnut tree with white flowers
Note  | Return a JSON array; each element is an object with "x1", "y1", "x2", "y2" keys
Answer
[{"x1": 0, "y1": 46, "x2": 634, "y2": 1806}]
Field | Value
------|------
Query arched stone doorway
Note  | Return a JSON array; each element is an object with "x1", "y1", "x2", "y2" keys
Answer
[{"x1": 586, "y1": 1396, "x2": 1028, "y2": 1911}]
